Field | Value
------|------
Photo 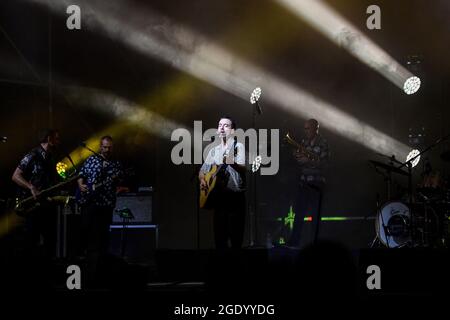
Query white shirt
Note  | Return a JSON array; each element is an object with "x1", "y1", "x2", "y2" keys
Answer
[{"x1": 200, "y1": 139, "x2": 245, "y2": 192}]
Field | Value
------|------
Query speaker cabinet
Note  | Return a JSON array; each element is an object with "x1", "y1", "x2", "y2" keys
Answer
[{"x1": 112, "y1": 192, "x2": 153, "y2": 224}]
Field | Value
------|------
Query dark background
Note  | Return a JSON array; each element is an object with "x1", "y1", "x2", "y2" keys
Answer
[{"x1": 0, "y1": 0, "x2": 449, "y2": 249}]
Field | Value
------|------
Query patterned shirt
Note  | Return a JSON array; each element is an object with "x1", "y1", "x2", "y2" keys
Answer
[
  {"x1": 17, "y1": 145, "x2": 58, "y2": 198},
  {"x1": 78, "y1": 155, "x2": 123, "y2": 207},
  {"x1": 200, "y1": 140, "x2": 246, "y2": 192},
  {"x1": 298, "y1": 134, "x2": 330, "y2": 183}
]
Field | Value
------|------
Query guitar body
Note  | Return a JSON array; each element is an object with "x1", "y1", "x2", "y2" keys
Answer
[
  {"x1": 75, "y1": 182, "x2": 98, "y2": 205},
  {"x1": 199, "y1": 164, "x2": 226, "y2": 209},
  {"x1": 15, "y1": 194, "x2": 45, "y2": 217}
]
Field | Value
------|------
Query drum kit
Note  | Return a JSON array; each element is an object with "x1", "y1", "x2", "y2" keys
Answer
[{"x1": 370, "y1": 135, "x2": 450, "y2": 249}]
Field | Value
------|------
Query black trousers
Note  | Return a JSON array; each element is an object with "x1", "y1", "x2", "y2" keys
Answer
[
  {"x1": 289, "y1": 181, "x2": 324, "y2": 247},
  {"x1": 80, "y1": 204, "x2": 114, "y2": 284},
  {"x1": 12, "y1": 204, "x2": 58, "y2": 289},
  {"x1": 213, "y1": 191, "x2": 246, "y2": 249},
  {"x1": 23, "y1": 203, "x2": 57, "y2": 259}
]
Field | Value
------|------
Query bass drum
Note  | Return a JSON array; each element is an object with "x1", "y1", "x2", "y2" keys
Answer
[{"x1": 376, "y1": 201, "x2": 411, "y2": 248}]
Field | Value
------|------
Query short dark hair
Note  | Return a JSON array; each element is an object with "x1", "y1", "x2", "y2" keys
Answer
[
  {"x1": 100, "y1": 135, "x2": 113, "y2": 143},
  {"x1": 39, "y1": 129, "x2": 59, "y2": 143},
  {"x1": 220, "y1": 116, "x2": 236, "y2": 129}
]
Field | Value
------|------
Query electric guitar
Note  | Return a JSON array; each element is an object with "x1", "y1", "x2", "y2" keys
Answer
[
  {"x1": 15, "y1": 175, "x2": 79, "y2": 216},
  {"x1": 76, "y1": 168, "x2": 133, "y2": 205}
]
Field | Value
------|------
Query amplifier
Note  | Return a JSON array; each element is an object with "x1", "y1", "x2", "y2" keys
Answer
[{"x1": 113, "y1": 192, "x2": 153, "y2": 224}]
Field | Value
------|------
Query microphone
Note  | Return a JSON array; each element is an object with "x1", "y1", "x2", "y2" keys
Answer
[{"x1": 1, "y1": 136, "x2": 7, "y2": 143}]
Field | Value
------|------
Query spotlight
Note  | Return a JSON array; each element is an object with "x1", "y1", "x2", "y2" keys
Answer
[
  {"x1": 250, "y1": 87, "x2": 262, "y2": 104},
  {"x1": 56, "y1": 162, "x2": 68, "y2": 179},
  {"x1": 403, "y1": 76, "x2": 421, "y2": 95},
  {"x1": 406, "y1": 149, "x2": 420, "y2": 168},
  {"x1": 251, "y1": 155, "x2": 262, "y2": 172}
]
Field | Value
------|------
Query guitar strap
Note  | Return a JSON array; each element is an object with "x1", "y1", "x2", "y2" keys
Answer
[{"x1": 221, "y1": 137, "x2": 238, "y2": 165}]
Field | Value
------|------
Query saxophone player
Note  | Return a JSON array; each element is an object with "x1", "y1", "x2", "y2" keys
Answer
[{"x1": 288, "y1": 119, "x2": 329, "y2": 248}]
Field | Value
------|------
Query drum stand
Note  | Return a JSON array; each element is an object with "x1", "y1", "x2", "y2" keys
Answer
[
  {"x1": 369, "y1": 164, "x2": 394, "y2": 248},
  {"x1": 369, "y1": 237, "x2": 380, "y2": 248},
  {"x1": 395, "y1": 134, "x2": 450, "y2": 247},
  {"x1": 369, "y1": 207, "x2": 392, "y2": 248}
]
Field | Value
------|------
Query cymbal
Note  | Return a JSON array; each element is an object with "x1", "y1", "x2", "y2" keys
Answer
[
  {"x1": 369, "y1": 160, "x2": 409, "y2": 176},
  {"x1": 441, "y1": 150, "x2": 450, "y2": 162}
]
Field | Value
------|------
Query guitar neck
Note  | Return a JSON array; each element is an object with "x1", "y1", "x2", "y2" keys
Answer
[
  {"x1": 89, "y1": 168, "x2": 131, "y2": 191},
  {"x1": 19, "y1": 175, "x2": 78, "y2": 202},
  {"x1": 91, "y1": 173, "x2": 122, "y2": 190}
]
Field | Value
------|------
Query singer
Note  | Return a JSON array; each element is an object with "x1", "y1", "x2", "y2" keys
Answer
[{"x1": 198, "y1": 116, "x2": 246, "y2": 249}]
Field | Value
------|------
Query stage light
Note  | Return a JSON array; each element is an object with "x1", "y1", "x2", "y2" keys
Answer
[
  {"x1": 0, "y1": 212, "x2": 21, "y2": 239},
  {"x1": 251, "y1": 155, "x2": 262, "y2": 172},
  {"x1": 29, "y1": 0, "x2": 410, "y2": 160},
  {"x1": 250, "y1": 87, "x2": 262, "y2": 104},
  {"x1": 276, "y1": 0, "x2": 419, "y2": 94},
  {"x1": 406, "y1": 149, "x2": 420, "y2": 168},
  {"x1": 56, "y1": 162, "x2": 68, "y2": 179},
  {"x1": 403, "y1": 76, "x2": 421, "y2": 95},
  {"x1": 60, "y1": 87, "x2": 185, "y2": 169},
  {"x1": 321, "y1": 217, "x2": 349, "y2": 221},
  {"x1": 277, "y1": 206, "x2": 295, "y2": 230}
]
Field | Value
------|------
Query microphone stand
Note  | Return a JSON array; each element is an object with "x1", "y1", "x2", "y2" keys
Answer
[
  {"x1": 249, "y1": 101, "x2": 262, "y2": 247},
  {"x1": 63, "y1": 150, "x2": 78, "y2": 177},
  {"x1": 190, "y1": 164, "x2": 202, "y2": 249}
]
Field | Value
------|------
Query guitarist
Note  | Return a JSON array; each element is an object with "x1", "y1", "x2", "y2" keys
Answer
[
  {"x1": 77, "y1": 135, "x2": 123, "y2": 286},
  {"x1": 199, "y1": 117, "x2": 246, "y2": 249},
  {"x1": 288, "y1": 119, "x2": 329, "y2": 248},
  {"x1": 11, "y1": 129, "x2": 61, "y2": 258}
]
